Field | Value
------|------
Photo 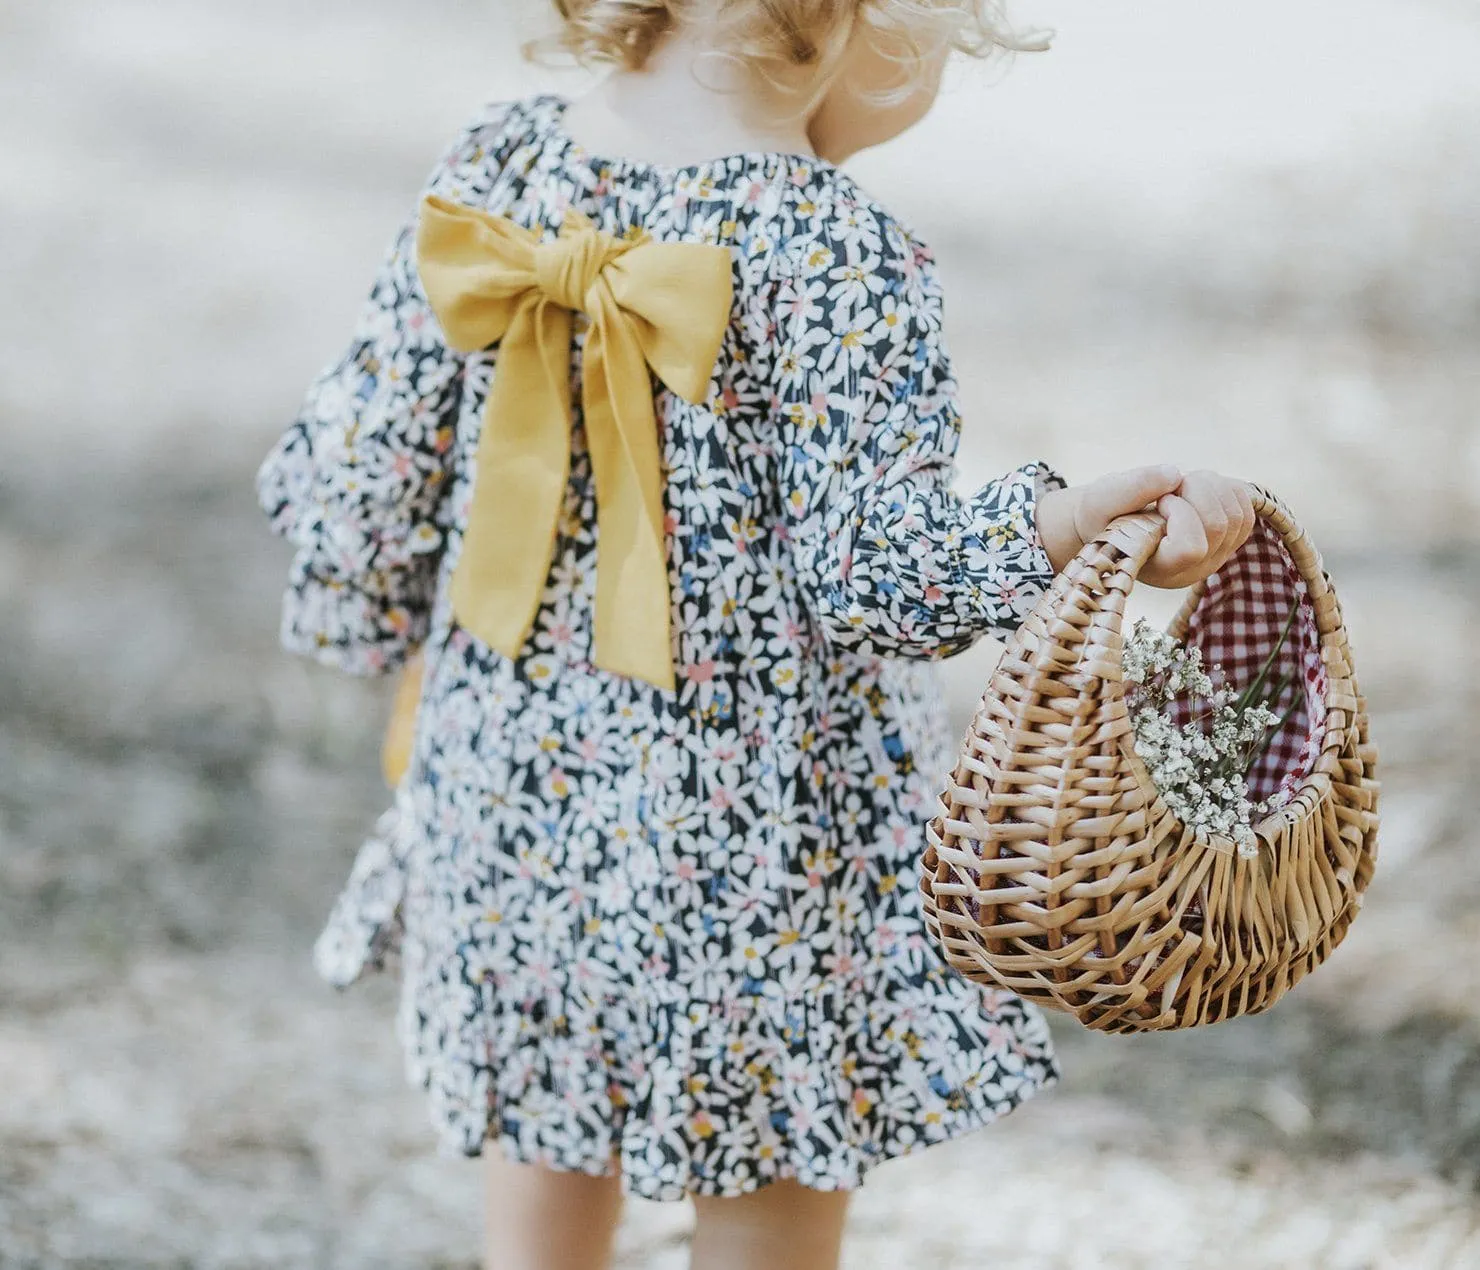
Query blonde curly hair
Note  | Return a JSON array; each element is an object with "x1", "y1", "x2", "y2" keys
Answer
[{"x1": 536, "y1": 2, "x2": 1046, "y2": 91}]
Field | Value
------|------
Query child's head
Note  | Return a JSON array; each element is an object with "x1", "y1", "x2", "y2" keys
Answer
[{"x1": 542, "y1": 2, "x2": 1045, "y2": 160}]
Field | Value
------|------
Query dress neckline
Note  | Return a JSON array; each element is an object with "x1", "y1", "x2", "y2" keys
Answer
[{"x1": 541, "y1": 94, "x2": 842, "y2": 187}]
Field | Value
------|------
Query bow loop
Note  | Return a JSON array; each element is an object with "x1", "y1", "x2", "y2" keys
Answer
[
  {"x1": 415, "y1": 196, "x2": 734, "y2": 692},
  {"x1": 415, "y1": 196, "x2": 540, "y2": 353}
]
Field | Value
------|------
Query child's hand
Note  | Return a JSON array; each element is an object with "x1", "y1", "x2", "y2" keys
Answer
[{"x1": 1036, "y1": 466, "x2": 1256, "y2": 589}]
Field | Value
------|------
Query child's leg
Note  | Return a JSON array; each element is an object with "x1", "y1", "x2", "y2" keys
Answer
[
  {"x1": 689, "y1": 1179, "x2": 851, "y2": 1270},
  {"x1": 484, "y1": 1151, "x2": 624, "y2": 1270}
]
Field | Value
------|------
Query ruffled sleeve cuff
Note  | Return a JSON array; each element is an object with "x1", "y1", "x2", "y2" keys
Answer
[
  {"x1": 955, "y1": 460, "x2": 1069, "y2": 636},
  {"x1": 278, "y1": 556, "x2": 431, "y2": 677}
]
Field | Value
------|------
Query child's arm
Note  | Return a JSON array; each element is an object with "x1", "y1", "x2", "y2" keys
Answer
[
  {"x1": 770, "y1": 220, "x2": 1212, "y2": 659},
  {"x1": 255, "y1": 217, "x2": 458, "y2": 675},
  {"x1": 769, "y1": 221, "x2": 1251, "y2": 660},
  {"x1": 255, "y1": 106, "x2": 515, "y2": 676},
  {"x1": 770, "y1": 226, "x2": 1068, "y2": 659}
]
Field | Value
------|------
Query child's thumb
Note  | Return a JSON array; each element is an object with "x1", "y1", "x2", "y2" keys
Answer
[{"x1": 1077, "y1": 465, "x2": 1183, "y2": 539}]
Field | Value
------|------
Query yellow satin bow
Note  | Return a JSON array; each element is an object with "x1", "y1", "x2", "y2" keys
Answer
[{"x1": 414, "y1": 194, "x2": 734, "y2": 693}]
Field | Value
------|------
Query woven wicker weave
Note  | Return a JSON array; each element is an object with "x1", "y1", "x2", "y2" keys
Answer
[{"x1": 921, "y1": 484, "x2": 1380, "y2": 1033}]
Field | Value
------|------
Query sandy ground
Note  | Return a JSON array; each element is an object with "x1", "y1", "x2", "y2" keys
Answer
[{"x1": 3, "y1": 1, "x2": 1479, "y2": 1266}]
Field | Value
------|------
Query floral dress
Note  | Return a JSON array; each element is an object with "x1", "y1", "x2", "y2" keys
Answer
[{"x1": 258, "y1": 94, "x2": 1066, "y2": 1201}]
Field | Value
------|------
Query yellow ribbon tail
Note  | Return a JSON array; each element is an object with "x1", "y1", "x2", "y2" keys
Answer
[
  {"x1": 448, "y1": 301, "x2": 573, "y2": 662},
  {"x1": 416, "y1": 197, "x2": 534, "y2": 351},
  {"x1": 381, "y1": 651, "x2": 426, "y2": 788},
  {"x1": 583, "y1": 294, "x2": 676, "y2": 692}
]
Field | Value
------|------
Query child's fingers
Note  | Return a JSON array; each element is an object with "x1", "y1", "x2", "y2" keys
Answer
[
  {"x1": 1226, "y1": 480, "x2": 1256, "y2": 554},
  {"x1": 1205, "y1": 482, "x2": 1246, "y2": 571},
  {"x1": 1177, "y1": 470, "x2": 1234, "y2": 565},
  {"x1": 1149, "y1": 493, "x2": 1208, "y2": 584},
  {"x1": 1194, "y1": 475, "x2": 1255, "y2": 574}
]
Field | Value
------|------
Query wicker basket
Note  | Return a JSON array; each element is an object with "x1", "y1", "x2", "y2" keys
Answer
[{"x1": 921, "y1": 483, "x2": 1380, "y2": 1033}]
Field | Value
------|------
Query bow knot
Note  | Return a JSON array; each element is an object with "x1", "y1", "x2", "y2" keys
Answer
[
  {"x1": 415, "y1": 195, "x2": 735, "y2": 692},
  {"x1": 533, "y1": 214, "x2": 632, "y2": 313}
]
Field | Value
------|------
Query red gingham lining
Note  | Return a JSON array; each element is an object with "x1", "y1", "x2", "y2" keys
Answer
[{"x1": 1166, "y1": 516, "x2": 1328, "y2": 805}]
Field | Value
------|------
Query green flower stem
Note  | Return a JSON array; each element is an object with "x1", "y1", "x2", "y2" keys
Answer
[
  {"x1": 1236, "y1": 597, "x2": 1302, "y2": 714},
  {"x1": 1247, "y1": 693, "x2": 1305, "y2": 773},
  {"x1": 1264, "y1": 667, "x2": 1294, "y2": 709}
]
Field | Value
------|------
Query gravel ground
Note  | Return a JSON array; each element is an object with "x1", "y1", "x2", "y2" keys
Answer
[{"x1": 4, "y1": 2, "x2": 1479, "y2": 1266}]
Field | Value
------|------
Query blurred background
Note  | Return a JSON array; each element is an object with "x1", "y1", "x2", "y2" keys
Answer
[{"x1": 1, "y1": 0, "x2": 1477, "y2": 1264}]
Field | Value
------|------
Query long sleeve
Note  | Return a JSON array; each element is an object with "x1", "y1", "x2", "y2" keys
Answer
[
  {"x1": 770, "y1": 213, "x2": 1067, "y2": 660},
  {"x1": 256, "y1": 105, "x2": 515, "y2": 675}
]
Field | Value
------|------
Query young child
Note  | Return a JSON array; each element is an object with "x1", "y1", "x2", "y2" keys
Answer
[{"x1": 258, "y1": 4, "x2": 1255, "y2": 1267}]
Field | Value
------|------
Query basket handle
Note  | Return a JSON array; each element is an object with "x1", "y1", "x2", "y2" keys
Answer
[
  {"x1": 1079, "y1": 482, "x2": 1324, "y2": 590},
  {"x1": 1061, "y1": 481, "x2": 1341, "y2": 677},
  {"x1": 1089, "y1": 507, "x2": 1169, "y2": 583}
]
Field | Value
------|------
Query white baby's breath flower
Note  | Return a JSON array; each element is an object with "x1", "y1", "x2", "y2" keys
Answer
[
  {"x1": 1260, "y1": 787, "x2": 1293, "y2": 812},
  {"x1": 1233, "y1": 824, "x2": 1259, "y2": 857},
  {"x1": 1123, "y1": 617, "x2": 1294, "y2": 860}
]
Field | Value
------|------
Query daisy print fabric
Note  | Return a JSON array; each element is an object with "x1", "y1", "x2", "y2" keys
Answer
[{"x1": 258, "y1": 94, "x2": 1065, "y2": 1201}]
